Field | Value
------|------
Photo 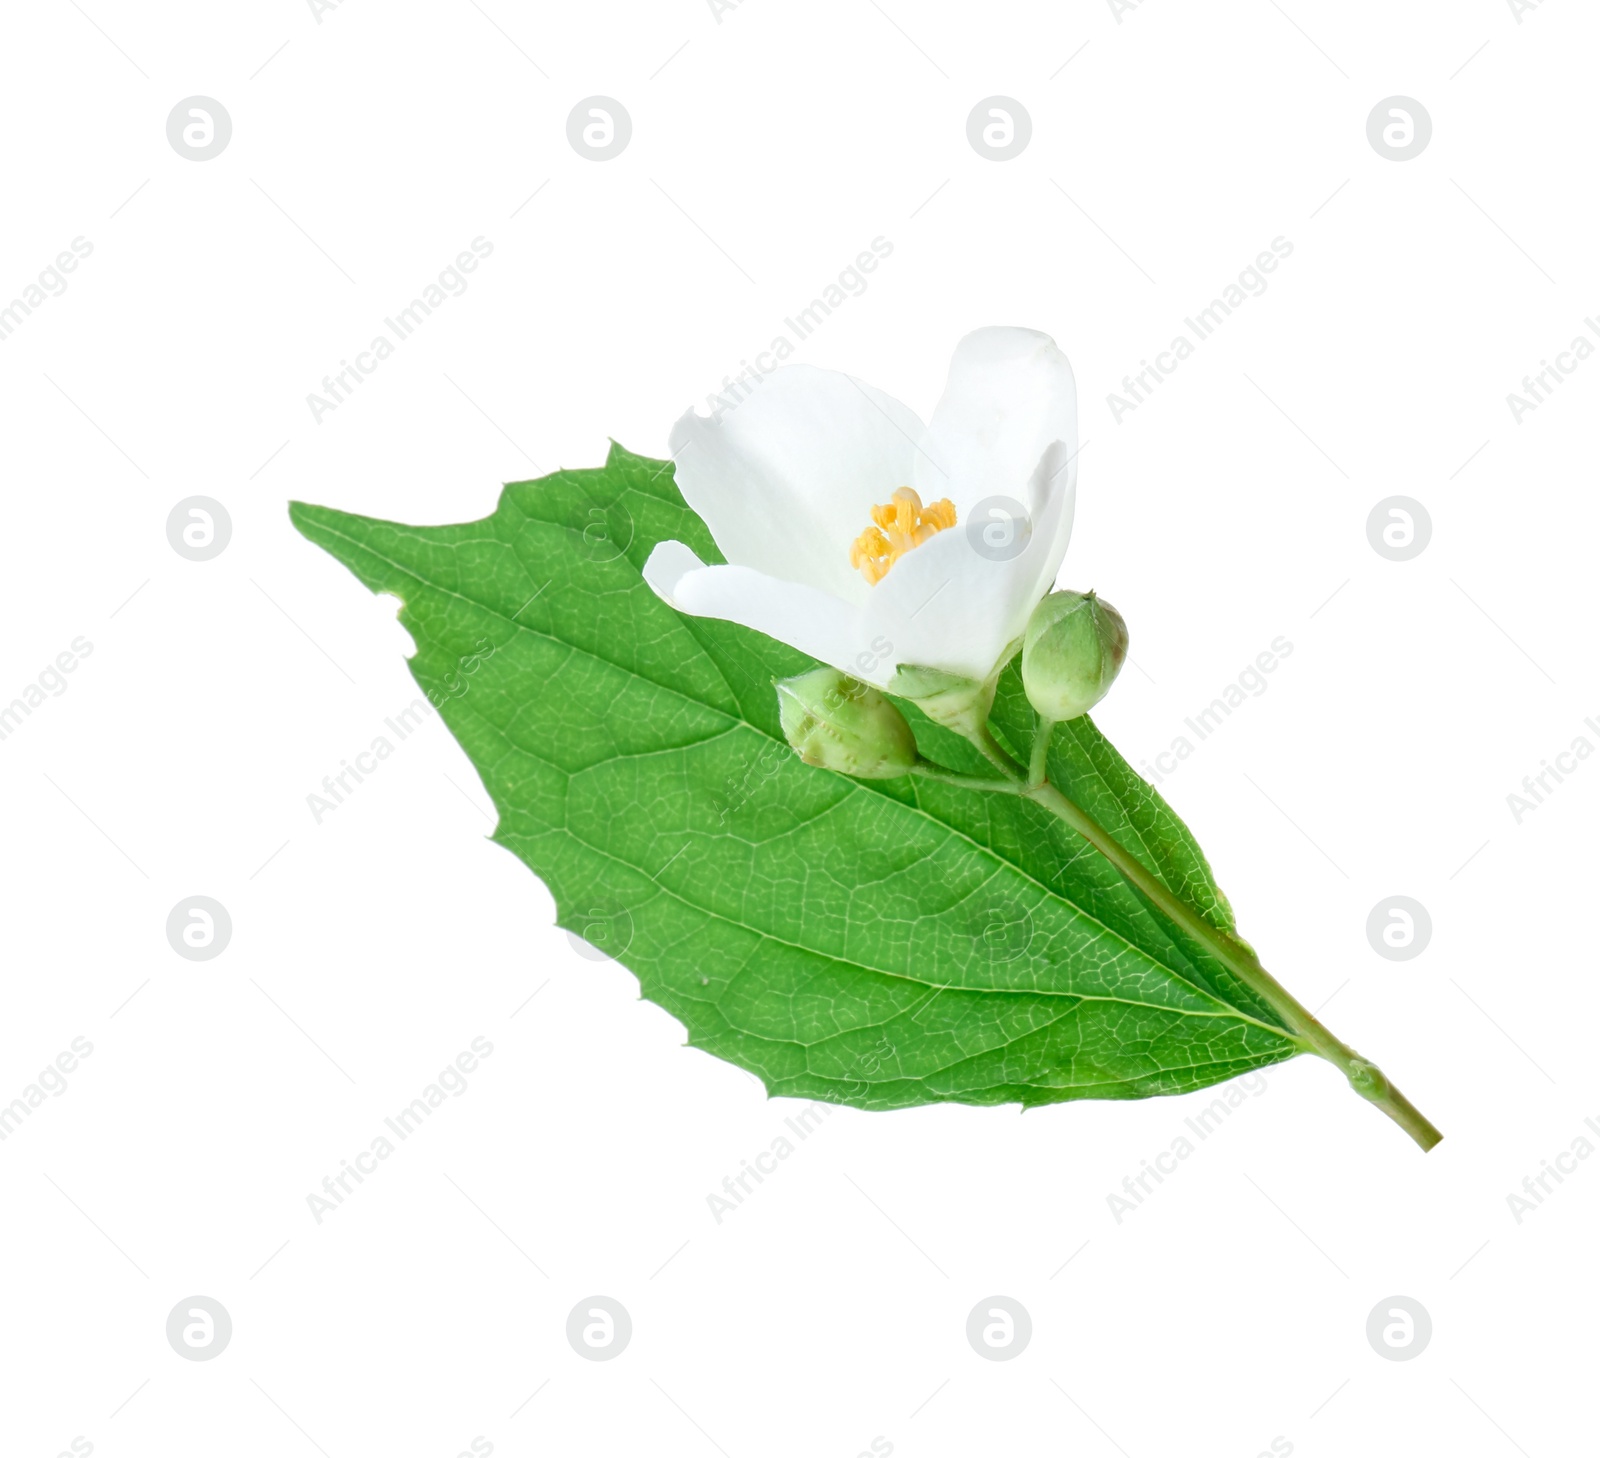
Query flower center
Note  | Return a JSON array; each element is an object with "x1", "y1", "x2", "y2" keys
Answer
[{"x1": 849, "y1": 487, "x2": 957, "y2": 585}]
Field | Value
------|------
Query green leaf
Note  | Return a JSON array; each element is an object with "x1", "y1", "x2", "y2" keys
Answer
[{"x1": 291, "y1": 444, "x2": 1304, "y2": 1112}]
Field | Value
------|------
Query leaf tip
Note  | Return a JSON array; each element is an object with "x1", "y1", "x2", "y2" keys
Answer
[{"x1": 287, "y1": 498, "x2": 351, "y2": 545}]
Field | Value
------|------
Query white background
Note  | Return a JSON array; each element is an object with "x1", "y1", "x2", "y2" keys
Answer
[{"x1": 1, "y1": 1, "x2": 1595, "y2": 1455}]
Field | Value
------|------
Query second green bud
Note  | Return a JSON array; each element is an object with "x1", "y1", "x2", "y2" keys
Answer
[
  {"x1": 1021, "y1": 590, "x2": 1129, "y2": 722},
  {"x1": 776, "y1": 667, "x2": 919, "y2": 780}
]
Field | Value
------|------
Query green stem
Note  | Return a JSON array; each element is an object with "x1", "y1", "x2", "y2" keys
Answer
[
  {"x1": 936, "y1": 717, "x2": 1439, "y2": 1149},
  {"x1": 1025, "y1": 780, "x2": 1442, "y2": 1152},
  {"x1": 911, "y1": 762, "x2": 1026, "y2": 795},
  {"x1": 974, "y1": 723, "x2": 1028, "y2": 781},
  {"x1": 1028, "y1": 716, "x2": 1056, "y2": 788}
]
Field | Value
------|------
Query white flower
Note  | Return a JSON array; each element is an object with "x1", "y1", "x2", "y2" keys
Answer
[{"x1": 643, "y1": 327, "x2": 1078, "y2": 690}]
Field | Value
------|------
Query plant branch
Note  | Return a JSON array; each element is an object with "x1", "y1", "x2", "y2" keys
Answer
[
  {"x1": 911, "y1": 762, "x2": 1026, "y2": 795},
  {"x1": 1028, "y1": 716, "x2": 1056, "y2": 788},
  {"x1": 1024, "y1": 780, "x2": 1442, "y2": 1151},
  {"x1": 966, "y1": 723, "x2": 1028, "y2": 782},
  {"x1": 906, "y1": 706, "x2": 1441, "y2": 1149}
]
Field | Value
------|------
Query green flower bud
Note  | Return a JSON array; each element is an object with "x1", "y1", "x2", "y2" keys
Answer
[
  {"x1": 1021, "y1": 590, "x2": 1128, "y2": 722},
  {"x1": 776, "y1": 668, "x2": 919, "y2": 779}
]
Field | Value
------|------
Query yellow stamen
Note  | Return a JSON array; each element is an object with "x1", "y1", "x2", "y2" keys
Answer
[{"x1": 849, "y1": 487, "x2": 957, "y2": 585}]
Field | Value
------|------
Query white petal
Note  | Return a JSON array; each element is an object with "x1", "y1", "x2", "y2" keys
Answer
[
  {"x1": 641, "y1": 539, "x2": 710, "y2": 605},
  {"x1": 651, "y1": 331, "x2": 1081, "y2": 691},
  {"x1": 914, "y1": 327, "x2": 1078, "y2": 527},
  {"x1": 868, "y1": 439, "x2": 1075, "y2": 682},
  {"x1": 643, "y1": 541, "x2": 878, "y2": 684},
  {"x1": 1020, "y1": 436, "x2": 1077, "y2": 606},
  {"x1": 668, "y1": 365, "x2": 938, "y2": 607}
]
